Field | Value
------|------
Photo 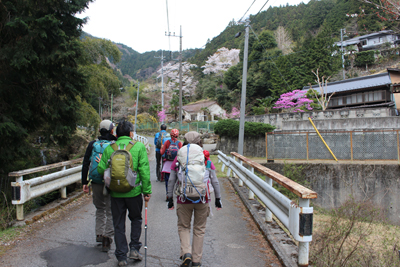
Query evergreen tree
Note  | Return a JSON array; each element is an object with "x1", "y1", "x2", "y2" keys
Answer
[{"x1": 0, "y1": 0, "x2": 92, "y2": 173}]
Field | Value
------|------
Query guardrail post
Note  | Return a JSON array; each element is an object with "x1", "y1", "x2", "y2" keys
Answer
[
  {"x1": 248, "y1": 167, "x2": 255, "y2": 200},
  {"x1": 265, "y1": 176, "x2": 273, "y2": 223},
  {"x1": 238, "y1": 159, "x2": 243, "y2": 187},
  {"x1": 15, "y1": 175, "x2": 24, "y2": 220},
  {"x1": 16, "y1": 205, "x2": 24, "y2": 221},
  {"x1": 60, "y1": 166, "x2": 67, "y2": 199},
  {"x1": 298, "y1": 198, "x2": 311, "y2": 267}
]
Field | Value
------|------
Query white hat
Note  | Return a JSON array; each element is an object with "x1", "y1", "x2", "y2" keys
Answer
[{"x1": 99, "y1": 120, "x2": 113, "y2": 131}]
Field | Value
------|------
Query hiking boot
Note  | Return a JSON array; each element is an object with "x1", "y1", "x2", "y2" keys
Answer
[
  {"x1": 192, "y1": 263, "x2": 201, "y2": 267},
  {"x1": 102, "y1": 236, "x2": 112, "y2": 252},
  {"x1": 96, "y1": 235, "x2": 103, "y2": 242},
  {"x1": 117, "y1": 260, "x2": 128, "y2": 266},
  {"x1": 129, "y1": 248, "x2": 143, "y2": 261},
  {"x1": 180, "y1": 253, "x2": 192, "y2": 267}
]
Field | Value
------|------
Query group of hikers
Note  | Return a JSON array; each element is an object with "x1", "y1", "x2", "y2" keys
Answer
[{"x1": 81, "y1": 120, "x2": 222, "y2": 267}]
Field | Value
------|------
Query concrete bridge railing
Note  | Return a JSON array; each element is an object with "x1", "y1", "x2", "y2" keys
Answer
[
  {"x1": 9, "y1": 134, "x2": 150, "y2": 221},
  {"x1": 218, "y1": 150, "x2": 317, "y2": 267}
]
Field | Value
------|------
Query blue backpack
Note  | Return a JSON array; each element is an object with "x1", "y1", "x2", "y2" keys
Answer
[
  {"x1": 89, "y1": 140, "x2": 111, "y2": 184},
  {"x1": 165, "y1": 140, "x2": 180, "y2": 161}
]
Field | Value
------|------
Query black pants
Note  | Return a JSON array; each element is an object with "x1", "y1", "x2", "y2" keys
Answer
[
  {"x1": 111, "y1": 195, "x2": 143, "y2": 261},
  {"x1": 156, "y1": 151, "x2": 162, "y2": 181}
]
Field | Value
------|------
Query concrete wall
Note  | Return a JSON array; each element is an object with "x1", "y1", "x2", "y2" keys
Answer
[
  {"x1": 261, "y1": 162, "x2": 400, "y2": 225},
  {"x1": 244, "y1": 107, "x2": 400, "y2": 131},
  {"x1": 216, "y1": 136, "x2": 266, "y2": 158}
]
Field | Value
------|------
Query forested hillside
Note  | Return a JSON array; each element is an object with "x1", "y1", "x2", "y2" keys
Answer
[
  {"x1": 182, "y1": 0, "x2": 400, "y2": 113},
  {"x1": 115, "y1": 43, "x2": 198, "y2": 80}
]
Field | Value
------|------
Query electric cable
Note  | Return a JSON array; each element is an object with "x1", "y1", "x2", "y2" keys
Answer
[
  {"x1": 255, "y1": 0, "x2": 270, "y2": 16},
  {"x1": 238, "y1": 0, "x2": 257, "y2": 23}
]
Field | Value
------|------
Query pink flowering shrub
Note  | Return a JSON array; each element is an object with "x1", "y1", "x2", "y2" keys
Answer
[
  {"x1": 225, "y1": 107, "x2": 240, "y2": 118},
  {"x1": 157, "y1": 109, "x2": 167, "y2": 122},
  {"x1": 273, "y1": 90, "x2": 314, "y2": 112}
]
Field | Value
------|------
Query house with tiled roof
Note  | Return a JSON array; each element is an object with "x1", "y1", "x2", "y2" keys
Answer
[
  {"x1": 182, "y1": 100, "x2": 226, "y2": 121},
  {"x1": 304, "y1": 68, "x2": 400, "y2": 110},
  {"x1": 334, "y1": 30, "x2": 400, "y2": 52}
]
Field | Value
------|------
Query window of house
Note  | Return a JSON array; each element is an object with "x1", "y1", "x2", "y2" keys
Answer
[
  {"x1": 357, "y1": 94, "x2": 363, "y2": 103},
  {"x1": 347, "y1": 96, "x2": 352, "y2": 104},
  {"x1": 379, "y1": 37, "x2": 383, "y2": 43},
  {"x1": 374, "y1": 91, "x2": 382, "y2": 100},
  {"x1": 360, "y1": 40, "x2": 367, "y2": 46},
  {"x1": 191, "y1": 114, "x2": 197, "y2": 121},
  {"x1": 353, "y1": 95, "x2": 358, "y2": 103},
  {"x1": 338, "y1": 97, "x2": 343, "y2": 105}
]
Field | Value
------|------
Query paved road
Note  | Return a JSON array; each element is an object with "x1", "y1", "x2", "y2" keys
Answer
[{"x1": 0, "y1": 139, "x2": 282, "y2": 267}]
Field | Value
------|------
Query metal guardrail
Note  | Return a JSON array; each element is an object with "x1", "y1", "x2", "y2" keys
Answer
[
  {"x1": 218, "y1": 150, "x2": 317, "y2": 267},
  {"x1": 133, "y1": 133, "x2": 150, "y2": 153},
  {"x1": 9, "y1": 135, "x2": 151, "y2": 221},
  {"x1": 9, "y1": 158, "x2": 83, "y2": 221}
]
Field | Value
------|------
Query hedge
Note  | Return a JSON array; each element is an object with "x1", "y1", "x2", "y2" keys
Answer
[{"x1": 214, "y1": 119, "x2": 275, "y2": 138}]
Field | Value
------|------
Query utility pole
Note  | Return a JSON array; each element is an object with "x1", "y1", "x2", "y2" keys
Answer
[
  {"x1": 110, "y1": 93, "x2": 113, "y2": 121},
  {"x1": 155, "y1": 50, "x2": 165, "y2": 122},
  {"x1": 341, "y1": 28, "x2": 345, "y2": 80},
  {"x1": 166, "y1": 25, "x2": 183, "y2": 129},
  {"x1": 238, "y1": 20, "x2": 250, "y2": 155},
  {"x1": 134, "y1": 82, "x2": 140, "y2": 134}
]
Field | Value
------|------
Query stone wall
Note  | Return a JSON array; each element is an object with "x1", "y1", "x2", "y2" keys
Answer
[
  {"x1": 262, "y1": 162, "x2": 400, "y2": 225},
  {"x1": 244, "y1": 107, "x2": 400, "y2": 131}
]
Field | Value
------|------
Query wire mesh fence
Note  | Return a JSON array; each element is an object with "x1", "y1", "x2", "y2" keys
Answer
[
  {"x1": 266, "y1": 130, "x2": 400, "y2": 161},
  {"x1": 136, "y1": 121, "x2": 217, "y2": 133}
]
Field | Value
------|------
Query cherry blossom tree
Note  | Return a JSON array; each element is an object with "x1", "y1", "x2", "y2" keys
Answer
[
  {"x1": 157, "y1": 108, "x2": 167, "y2": 122},
  {"x1": 273, "y1": 90, "x2": 314, "y2": 113},
  {"x1": 201, "y1": 47, "x2": 240, "y2": 76},
  {"x1": 157, "y1": 62, "x2": 198, "y2": 97}
]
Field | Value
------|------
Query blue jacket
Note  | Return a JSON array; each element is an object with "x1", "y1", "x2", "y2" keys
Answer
[{"x1": 154, "y1": 130, "x2": 167, "y2": 152}]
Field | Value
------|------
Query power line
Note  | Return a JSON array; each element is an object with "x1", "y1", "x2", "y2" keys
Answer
[
  {"x1": 239, "y1": 0, "x2": 257, "y2": 23},
  {"x1": 255, "y1": 0, "x2": 270, "y2": 16}
]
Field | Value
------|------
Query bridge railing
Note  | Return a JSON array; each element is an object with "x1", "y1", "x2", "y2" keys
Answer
[
  {"x1": 134, "y1": 133, "x2": 150, "y2": 153},
  {"x1": 9, "y1": 134, "x2": 150, "y2": 221},
  {"x1": 9, "y1": 158, "x2": 83, "y2": 221},
  {"x1": 218, "y1": 150, "x2": 317, "y2": 266}
]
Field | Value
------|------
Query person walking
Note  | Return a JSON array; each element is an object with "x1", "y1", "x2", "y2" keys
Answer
[
  {"x1": 159, "y1": 128, "x2": 182, "y2": 200},
  {"x1": 97, "y1": 120, "x2": 152, "y2": 266},
  {"x1": 81, "y1": 119, "x2": 116, "y2": 252},
  {"x1": 154, "y1": 124, "x2": 168, "y2": 181},
  {"x1": 167, "y1": 131, "x2": 223, "y2": 267}
]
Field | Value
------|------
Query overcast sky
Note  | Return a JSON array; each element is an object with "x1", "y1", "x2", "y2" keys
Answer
[{"x1": 76, "y1": 0, "x2": 309, "y2": 54}]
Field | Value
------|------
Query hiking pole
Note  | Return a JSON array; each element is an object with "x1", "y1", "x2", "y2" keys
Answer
[{"x1": 144, "y1": 201, "x2": 148, "y2": 267}]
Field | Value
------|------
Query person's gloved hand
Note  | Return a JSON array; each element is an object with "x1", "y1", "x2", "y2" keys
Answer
[
  {"x1": 167, "y1": 197, "x2": 174, "y2": 210},
  {"x1": 215, "y1": 198, "x2": 222, "y2": 210}
]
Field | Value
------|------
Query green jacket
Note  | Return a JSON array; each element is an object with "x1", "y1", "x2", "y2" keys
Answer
[{"x1": 97, "y1": 136, "x2": 152, "y2": 198}]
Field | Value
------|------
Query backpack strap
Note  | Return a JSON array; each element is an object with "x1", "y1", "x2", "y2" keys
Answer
[
  {"x1": 206, "y1": 160, "x2": 212, "y2": 169},
  {"x1": 110, "y1": 141, "x2": 118, "y2": 152},
  {"x1": 126, "y1": 141, "x2": 136, "y2": 151}
]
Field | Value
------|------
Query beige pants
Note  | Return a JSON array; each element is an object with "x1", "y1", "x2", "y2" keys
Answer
[{"x1": 176, "y1": 203, "x2": 210, "y2": 263}]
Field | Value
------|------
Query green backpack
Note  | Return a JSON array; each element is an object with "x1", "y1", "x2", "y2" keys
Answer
[{"x1": 105, "y1": 141, "x2": 138, "y2": 193}]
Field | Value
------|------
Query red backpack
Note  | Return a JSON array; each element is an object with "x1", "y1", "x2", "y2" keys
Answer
[{"x1": 165, "y1": 140, "x2": 180, "y2": 161}]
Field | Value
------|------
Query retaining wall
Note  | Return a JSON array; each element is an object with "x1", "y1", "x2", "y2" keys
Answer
[{"x1": 262, "y1": 162, "x2": 400, "y2": 225}]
